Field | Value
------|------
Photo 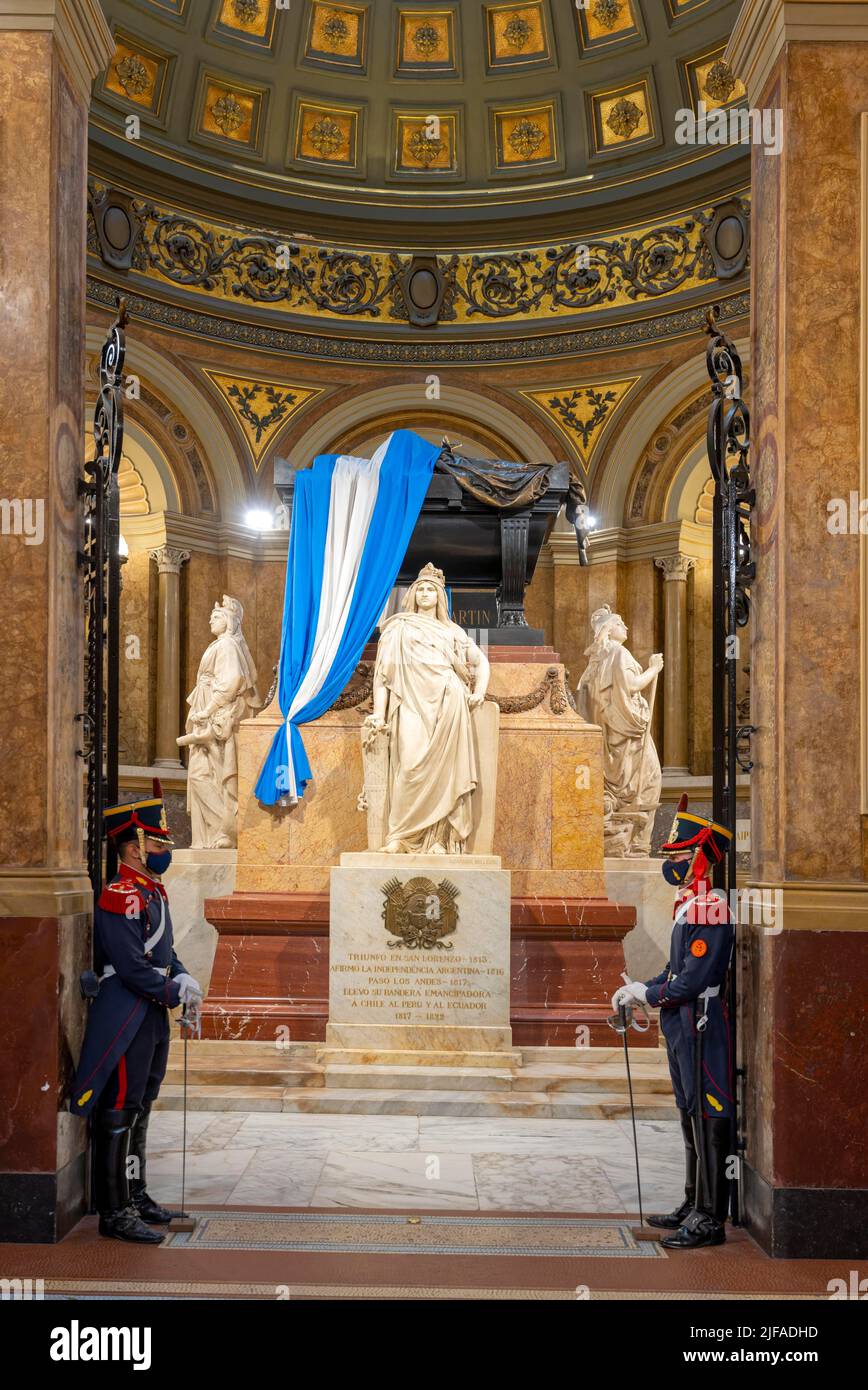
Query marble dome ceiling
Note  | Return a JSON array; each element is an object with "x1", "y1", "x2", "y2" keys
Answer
[{"x1": 90, "y1": 0, "x2": 747, "y2": 243}]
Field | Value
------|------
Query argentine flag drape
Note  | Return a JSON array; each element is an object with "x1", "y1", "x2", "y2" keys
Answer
[{"x1": 255, "y1": 429, "x2": 439, "y2": 806}]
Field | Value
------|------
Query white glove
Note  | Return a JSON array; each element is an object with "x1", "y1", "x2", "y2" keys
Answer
[
  {"x1": 611, "y1": 981, "x2": 648, "y2": 1010},
  {"x1": 175, "y1": 972, "x2": 203, "y2": 1007}
]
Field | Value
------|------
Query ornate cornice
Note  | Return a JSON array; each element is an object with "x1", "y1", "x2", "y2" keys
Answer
[
  {"x1": 728, "y1": 0, "x2": 868, "y2": 106},
  {"x1": 86, "y1": 274, "x2": 750, "y2": 363},
  {"x1": 1, "y1": 0, "x2": 114, "y2": 104},
  {"x1": 86, "y1": 182, "x2": 749, "y2": 332}
]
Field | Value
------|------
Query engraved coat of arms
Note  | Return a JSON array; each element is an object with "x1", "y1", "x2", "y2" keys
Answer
[{"x1": 381, "y1": 876, "x2": 459, "y2": 950}]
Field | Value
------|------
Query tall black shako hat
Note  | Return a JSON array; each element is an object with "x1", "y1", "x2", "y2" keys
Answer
[
  {"x1": 103, "y1": 779, "x2": 173, "y2": 848},
  {"x1": 662, "y1": 793, "x2": 731, "y2": 863}
]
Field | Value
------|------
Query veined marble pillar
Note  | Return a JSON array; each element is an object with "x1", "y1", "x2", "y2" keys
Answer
[
  {"x1": 149, "y1": 545, "x2": 190, "y2": 768},
  {"x1": 728, "y1": 0, "x2": 868, "y2": 1258},
  {"x1": 0, "y1": 0, "x2": 113, "y2": 1241},
  {"x1": 654, "y1": 554, "x2": 695, "y2": 775}
]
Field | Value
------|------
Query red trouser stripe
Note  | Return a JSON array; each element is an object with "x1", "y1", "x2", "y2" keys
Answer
[{"x1": 114, "y1": 1053, "x2": 128, "y2": 1108}]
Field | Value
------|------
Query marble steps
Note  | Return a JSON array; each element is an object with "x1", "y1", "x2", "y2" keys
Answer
[
  {"x1": 155, "y1": 1083, "x2": 674, "y2": 1119},
  {"x1": 164, "y1": 1054, "x2": 670, "y2": 1095},
  {"x1": 318, "y1": 1063, "x2": 669, "y2": 1094},
  {"x1": 171, "y1": 1041, "x2": 661, "y2": 1067},
  {"x1": 163, "y1": 1063, "x2": 324, "y2": 1089},
  {"x1": 157, "y1": 1041, "x2": 674, "y2": 1118}
]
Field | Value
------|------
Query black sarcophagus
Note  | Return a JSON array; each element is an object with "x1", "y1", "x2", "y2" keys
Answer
[{"x1": 275, "y1": 440, "x2": 587, "y2": 643}]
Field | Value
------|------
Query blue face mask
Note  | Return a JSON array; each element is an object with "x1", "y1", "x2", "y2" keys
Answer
[
  {"x1": 145, "y1": 847, "x2": 172, "y2": 876},
  {"x1": 662, "y1": 856, "x2": 691, "y2": 886}
]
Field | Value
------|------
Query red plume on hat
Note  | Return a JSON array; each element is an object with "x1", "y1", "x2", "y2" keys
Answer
[{"x1": 153, "y1": 777, "x2": 163, "y2": 799}]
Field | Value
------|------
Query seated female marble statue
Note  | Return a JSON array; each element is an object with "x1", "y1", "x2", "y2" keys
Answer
[{"x1": 363, "y1": 563, "x2": 490, "y2": 855}]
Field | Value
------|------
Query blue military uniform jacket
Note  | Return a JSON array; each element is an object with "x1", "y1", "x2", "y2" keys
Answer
[
  {"x1": 71, "y1": 864, "x2": 186, "y2": 1117},
  {"x1": 645, "y1": 882, "x2": 734, "y2": 1119}
]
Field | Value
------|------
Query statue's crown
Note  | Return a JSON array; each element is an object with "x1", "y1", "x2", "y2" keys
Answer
[
  {"x1": 418, "y1": 562, "x2": 446, "y2": 589},
  {"x1": 590, "y1": 604, "x2": 613, "y2": 637}
]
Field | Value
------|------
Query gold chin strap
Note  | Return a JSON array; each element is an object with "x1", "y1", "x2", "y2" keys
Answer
[{"x1": 135, "y1": 825, "x2": 163, "y2": 879}]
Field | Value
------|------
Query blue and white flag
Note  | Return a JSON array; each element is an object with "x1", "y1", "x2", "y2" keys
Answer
[{"x1": 255, "y1": 429, "x2": 439, "y2": 806}]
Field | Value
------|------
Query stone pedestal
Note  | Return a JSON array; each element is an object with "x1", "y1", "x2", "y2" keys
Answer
[
  {"x1": 322, "y1": 852, "x2": 516, "y2": 1064},
  {"x1": 605, "y1": 857, "x2": 675, "y2": 983},
  {"x1": 164, "y1": 848, "x2": 235, "y2": 994}
]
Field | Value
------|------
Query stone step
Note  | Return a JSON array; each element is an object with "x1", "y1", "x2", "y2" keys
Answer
[
  {"x1": 321, "y1": 1064, "x2": 516, "y2": 1091},
  {"x1": 156, "y1": 1085, "x2": 287, "y2": 1112},
  {"x1": 154, "y1": 1084, "x2": 675, "y2": 1120},
  {"x1": 170, "y1": 1040, "x2": 664, "y2": 1069},
  {"x1": 315, "y1": 1048, "x2": 523, "y2": 1069},
  {"x1": 164, "y1": 1064, "x2": 324, "y2": 1089},
  {"x1": 175, "y1": 1040, "x2": 317, "y2": 1061},
  {"x1": 162, "y1": 1057, "x2": 669, "y2": 1094},
  {"x1": 510, "y1": 1064, "x2": 671, "y2": 1094}
]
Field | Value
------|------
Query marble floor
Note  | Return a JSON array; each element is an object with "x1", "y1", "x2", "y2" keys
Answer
[{"x1": 147, "y1": 1111, "x2": 685, "y2": 1214}]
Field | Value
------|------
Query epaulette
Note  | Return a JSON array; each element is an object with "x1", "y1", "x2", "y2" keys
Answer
[{"x1": 97, "y1": 880, "x2": 146, "y2": 915}]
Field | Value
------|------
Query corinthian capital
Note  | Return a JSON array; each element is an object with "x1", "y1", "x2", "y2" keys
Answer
[
  {"x1": 654, "y1": 553, "x2": 696, "y2": 583},
  {"x1": 149, "y1": 545, "x2": 191, "y2": 575}
]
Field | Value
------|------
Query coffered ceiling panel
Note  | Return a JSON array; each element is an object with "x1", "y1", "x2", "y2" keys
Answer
[
  {"x1": 394, "y1": 6, "x2": 460, "y2": 77},
  {"x1": 301, "y1": 1, "x2": 370, "y2": 73},
  {"x1": 483, "y1": 2, "x2": 554, "y2": 74},
  {"x1": 90, "y1": 0, "x2": 747, "y2": 240},
  {"x1": 209, "y1": 0, "x2": 278, "y2": 54}
]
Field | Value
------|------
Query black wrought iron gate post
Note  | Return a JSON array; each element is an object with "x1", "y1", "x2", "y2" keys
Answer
[
  {"x1": 705, "y1": 305, "x2": 755, "y2": 1225},
  {"x1": 78, "y1": 299, "x2": 126, "y2": 895}
]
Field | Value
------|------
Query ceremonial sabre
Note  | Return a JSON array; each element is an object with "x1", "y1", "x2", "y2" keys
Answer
[
  {"x1": 607, "y1": 988, "x2": 657, "y2": 1242},
  {"x1": 168, "y1": 1007, "x2": 198, "y2": 1234}
]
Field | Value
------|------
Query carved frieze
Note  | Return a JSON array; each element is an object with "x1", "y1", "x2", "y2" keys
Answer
[
  {"x1": 86, "y1": 182, "x2": 744, "y2": 329},
  {"x1": 87, "y1": 272, "x2": 750, "y2": 361}
]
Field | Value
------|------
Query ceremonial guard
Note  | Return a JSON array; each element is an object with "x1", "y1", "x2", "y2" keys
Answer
[
  {"x1": 71, "y1": 782, "x2": 204, "y2": 1243},
  {"x1": 613, "y1": 795, "x2": 735, "y2": 1249}
]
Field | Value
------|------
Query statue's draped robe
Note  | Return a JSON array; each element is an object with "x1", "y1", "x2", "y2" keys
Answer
[
  {"x1": 185, "y1": 633, "x2": 260, "y2": 846},
  {"x1": 376, "y1": 611, "x2": 480, "y2": 852},
  {"x1": 577, "y1": 642, "x2": 661, "y2": 810}
]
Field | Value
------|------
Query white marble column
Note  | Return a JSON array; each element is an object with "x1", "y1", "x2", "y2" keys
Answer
[
  {"x1": 654, "y1": 553, "x2": 695, "y2": 775},
  {"x1": 149, "y1": 545, "x2": 190, "y2": 768}
]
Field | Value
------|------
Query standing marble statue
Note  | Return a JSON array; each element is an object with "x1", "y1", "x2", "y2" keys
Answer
[
  {"x1": 363, "y1": 562, "x2": 491, "y2": 854},
  {"x1": 576, "y1": 605, "x2": 663, "y2": 857},
  {"x1": 178, "y1": 595, "x2": 261, "y2": 848}
]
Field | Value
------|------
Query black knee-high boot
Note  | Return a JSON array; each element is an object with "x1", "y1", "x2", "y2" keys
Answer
[
  {"x1": 702, "y1": 1116, "x2": 732, "y2": 1223},
  {"x1": 661, "y1": 1115, "x2": 729, "y2": 1250},
  {"x1": 648, "y1": 1109, "x2": 697, "y2": 1229},
  {"x1": 128, "y1": 1105, "x2": 180, "y2": 1224},
  {"x1": 95, "y1": 1108, "x2": 164, "y2": 1243}
]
